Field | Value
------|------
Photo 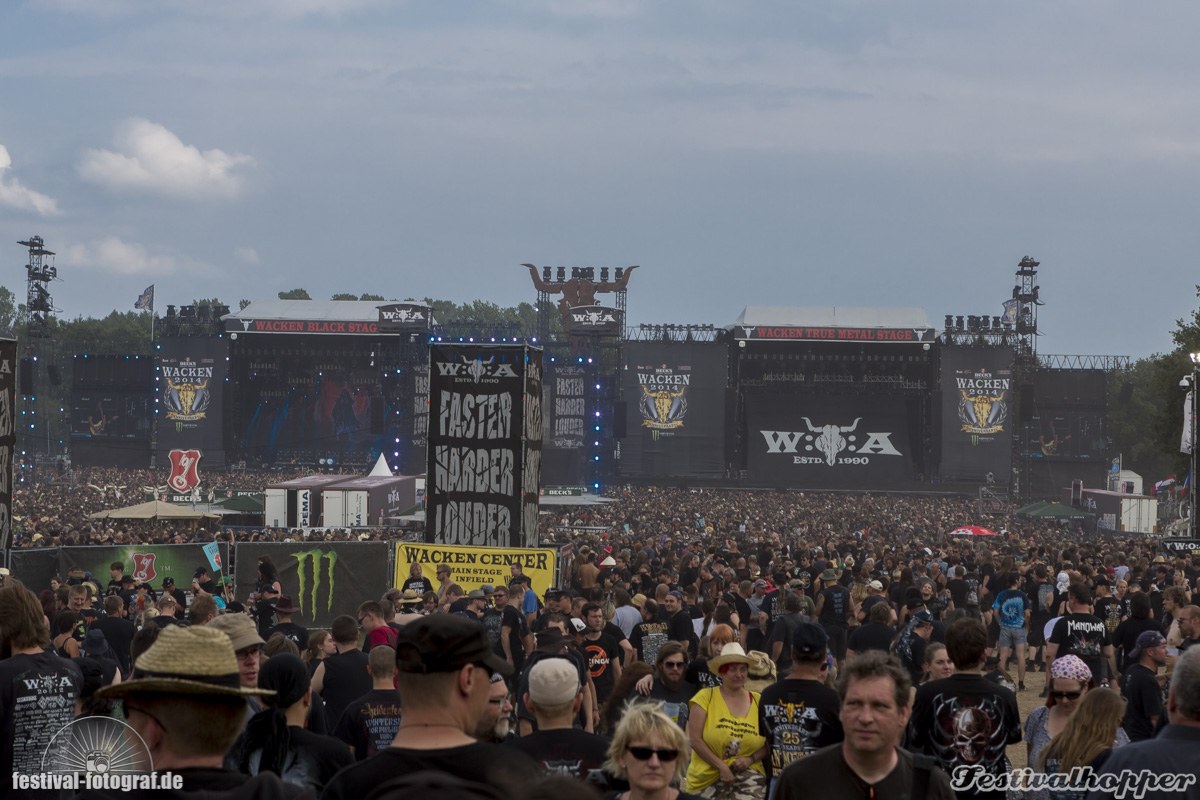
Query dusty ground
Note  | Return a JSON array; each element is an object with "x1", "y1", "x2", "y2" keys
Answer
[{"x1": 1008, "y1": 669, "x2": 1048, "y2": 769}]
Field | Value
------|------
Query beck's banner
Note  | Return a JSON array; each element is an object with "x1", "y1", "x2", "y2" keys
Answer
[
  {"x1": 425, "y1": 344, "x2": 542, "y2": 548},
  {"x1": 58, "y1": 544, "x2": 218, "y2": 590},
  {"x1": 939, "y1": 347, "x2": 1014, "y2": 481},
  {"x1": 233, "y1": 542, "x2": 392, "y2": 628},
  {"x1": 395, "y1": 542, "x2": 557, "y2": 598},
  {"x1": 621, "y1": 341, "x2": 727, "y2": 478},
  {"x1": 0, "y1": 338, "x2": 13, "y2": 549},
  {"x1": 746, "y1": 393, "x2": 915, "y2": 488},
  {"x1": 157, "y1": 337, "x2": 226, "y2": 467}
]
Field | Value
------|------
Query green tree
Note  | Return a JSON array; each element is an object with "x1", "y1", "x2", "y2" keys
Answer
[
  {"x1": 239, "y1": 299, "x2": 251, "y2": 310},
  {"x1": 330, "y1": 293, "x2": 358, "y2": 301},
  {"x1": 359, "y1": 293, "x2": 386, "y2": 301},
  {"x1": 0, "y1": 285, "x2": 17, "y2": 335},
  {"x1": 278, "y1": 288, "x2": 311, "y2": 300}
]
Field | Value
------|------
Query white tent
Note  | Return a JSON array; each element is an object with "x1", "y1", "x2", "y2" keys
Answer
[{"x1": 368, "y1": 453, "x2": 393, "y2": 477}]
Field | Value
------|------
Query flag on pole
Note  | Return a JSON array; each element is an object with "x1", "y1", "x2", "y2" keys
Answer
[
  {"x1": 1001, "y1": 299, "x2": 1019, "y2": 326},
  {"x1": 1182, "y1": 470, "x2": 1192, "y2": 498},
  {"x1": 1183, "y1": 391, "x2": 1195, "y2": 454},
  {"x1": 134, "y1": 285, "x2": 155, "y2": 311}
]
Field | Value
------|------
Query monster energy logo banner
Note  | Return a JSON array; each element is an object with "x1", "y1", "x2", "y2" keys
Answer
[
  {"x1": 293, "y1": 548, "x2": 338, "y2": 616},
  {"x1": 233, "y1": 542, "x2": 391, "y2": 627}
]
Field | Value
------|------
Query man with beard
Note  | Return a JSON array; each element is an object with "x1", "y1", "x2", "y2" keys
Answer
[
  {"x1": 646, "y1": 642, "x2": 696, "y2": 729},
  {"x1": 1121, "y1": 629, "x2": 1167, "y2": 741},
  {"x1": 909, "y1": 617, "x2": 1021, "y2": 800},
  {"x1": 760, "y1": 622, "x2": 844, "y2": 797}
]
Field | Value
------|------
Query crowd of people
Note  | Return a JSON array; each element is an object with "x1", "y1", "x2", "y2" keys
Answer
[{"x1": 3, "y1": 480, "x2": 1200, "y2": 800}]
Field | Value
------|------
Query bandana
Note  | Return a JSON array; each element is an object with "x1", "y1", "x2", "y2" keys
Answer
[{"x1": 1049, "y1": 654, "x2": 1092, "y2": 683}]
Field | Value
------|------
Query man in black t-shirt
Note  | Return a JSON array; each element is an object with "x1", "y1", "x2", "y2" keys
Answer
[
  {"x1": 322, "y1": 615, "x2": 538, "y2": 800},
  {"x1": 776, "y1": 651, "x2": 954, "y2": 800},
  {"x1": 92, "y1": 594, "x2": 137, "y2": 675},
  {"x1": 1047, "y1": 583, "x2": 1117, "y2": 685},
  {"x1": 910, "y1": 617, "x2": 1021, "y2": 800},
  {"x1": 161, "y1": 576, "x2": 188, "y2": 618},
  {"x1": 848, "y1": 600, "x2": 897, "y2": 657},
  {"x1": 579, "y1": 602, "x2": 622, "y2": 706},
  {"x1": 760, "y1": 622, "x2": 843, "y2": 791},
  {"x1": 1121, "y1": 629, "x2": 1167, "y2": 741},
  {"x1": 503, "y1": 656, "x2": 612, "y2": 790},
  {"x1": 662, "y1": 591, "x2": 697, "y2": 656},
  {"x1": 814, "y1": 568, "x2": 852, "y2": 668},
  {"x1": 265, "y1": 596, "x2": 309, "y2": 651},
  {"x1": 401, "y1": 561, "x2": 434, "y2": 595},
  {"x1": 333, "y1": 644, "x2": 403, "y2": 759}
]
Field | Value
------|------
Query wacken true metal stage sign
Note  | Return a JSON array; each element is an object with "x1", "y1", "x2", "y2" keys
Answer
[{"x1": 425, "y1": 344, "x2": 542, "y2": 549}]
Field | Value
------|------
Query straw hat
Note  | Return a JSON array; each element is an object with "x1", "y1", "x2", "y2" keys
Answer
[
  {"x1": 708, "y1": 642, "x2": 756, "y2": 672},
  {"x1": 96, "y1": 625, "x2": 274, "y2": 699}
]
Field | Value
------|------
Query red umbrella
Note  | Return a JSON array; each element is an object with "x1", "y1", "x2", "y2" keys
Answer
[{"x1": 947, "y1": 525, "x2": 998, "y2": 536}]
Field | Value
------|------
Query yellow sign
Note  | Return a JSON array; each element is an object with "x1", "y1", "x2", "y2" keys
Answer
[{"x1": 394, "y1": 542, "x2": 557, "y2": 597}]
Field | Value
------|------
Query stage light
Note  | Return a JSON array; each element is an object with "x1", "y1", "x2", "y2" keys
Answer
[
  {"x1": 594, "y1": 455, "x2": 600, "y2": 462},
  {"x1": 595, "y1": 384, "x2": 600, "y2": 390},
  {"x1": 595, "y1": 411, "x2": 601, "y2": 417}
]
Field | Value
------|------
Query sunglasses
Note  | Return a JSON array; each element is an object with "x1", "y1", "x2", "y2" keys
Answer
[
  {"x1": 1051, "y1": 690, "x2": 1082, "y2": 700},
  {"x1": 628, "y1": 747, "x2": 679, "y2": 762},
  {"x1": 662, "y1": 660, "x2": 686, "y2": 669}
]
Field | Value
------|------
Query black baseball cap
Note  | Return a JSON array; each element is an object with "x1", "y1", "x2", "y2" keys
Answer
[
  {"x1": 394, "y1": 614, "x2": 512, "y2": 677},
  {"x1": 792, "y1": 622, "x2": 828, "y2": 656}
]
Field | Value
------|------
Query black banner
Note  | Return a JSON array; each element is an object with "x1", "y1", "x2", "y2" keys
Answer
[
  {"x1": 566, "y1": 305, "x2": 622, "y2": 335},
  {"x1": 425, "y1": 344, "x2": 541, "y2": 548},
  {"x1": 546, "y1": 362, "x2": 586, "y2": 449},
  {"x1": 939, "y1": 347, "x2": 1014, "y2": 481},
  {"x1": 1029, "y1": 369, "x2": 1108, "y2": 462},
  {"x1": 233, "y1": 542, "x2": 392, "y2": 629},
  {"x1": 157, "y1": 338, "x2": 227, "y2": 467},
  {"x1": 7, "y1": 548, "x2": 59, "y2": 592},
  {"x1": 1162, "y1": 538, "x2": 1200, "y2": 558},
  {"x1": 620, "y1": 341, "x2": 727, "y2": 478},
  {"x1": 746, "y1": 394, "x2": 915, "y2": 488},
  {"x1": 0, "y1": 338, "x2": 13, "y2": 550},
  {"x1": 378, "y1": 303, "x2": 432, "y2": 331}
]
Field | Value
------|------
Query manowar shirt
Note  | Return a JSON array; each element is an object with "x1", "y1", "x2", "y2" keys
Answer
[{"x1": 1049, "y1": 612, "x2": 1111, "y2": 678}]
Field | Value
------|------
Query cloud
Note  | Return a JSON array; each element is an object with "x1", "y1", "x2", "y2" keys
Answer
[
  {"x1": 63, "y1": 236, "x2": 180, "y2": 276},
  {"x1": 78, "y1": 119, "x2": 253, "y2": 200},
  {"x1": 0, "y1": 145, "x2": 59, "y2": 215},
  {"x1": 234, "y1": 247, "x2": 260, "y2": 264}
]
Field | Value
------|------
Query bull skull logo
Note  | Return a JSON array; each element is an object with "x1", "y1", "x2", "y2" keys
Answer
[
  {"x1": 464, "y1": 356, "x2": 494, "y2": 383},
  {"x1": 958, "y1": 390, "x2": 1007, "y2": 435},
  {"x1": 802, "y1": 417, "x2": 860, "y2": 465},
  {"x1": 641, "y1": 385, "x2": 687, "y2": 431}
]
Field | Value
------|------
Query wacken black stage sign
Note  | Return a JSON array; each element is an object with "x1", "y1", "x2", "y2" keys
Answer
[
  {"x1": 426, "y1": 344, "x2": 542, "y2": 549},
  {"x1": 226, "y1": 318, "x2": 382, "y2": 335}
]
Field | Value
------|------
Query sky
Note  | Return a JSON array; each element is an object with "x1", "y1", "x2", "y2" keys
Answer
[{"x1": 1, "y1": 0, "x2": 1199, "y2": 360}]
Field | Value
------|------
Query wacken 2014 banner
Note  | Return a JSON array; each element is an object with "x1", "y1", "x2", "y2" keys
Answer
[
  {"x1": 395, "y1": 542, "x2": 557, "y2": 598},
  {"x1": 425, "y1": 344, "x2": 542, "y2": 549},
  {"x1": 620, "y1": 341, "x2": 727, "y2": 479},
  {"x1": 745, "y1": 393, "x2": 915, "y2": 489},
  {"x1": 233, "y1": 542, "x2": 392, "y2": 628},
  {"x1": 939, "y1": 347, "x2": 1015, "y2": 482},
  {"x1": 157, "y1": 337, "x2": 227, "y2": 467},
  {"x1": 0, "y1": 337, "x2": 13, "y2": 549}
]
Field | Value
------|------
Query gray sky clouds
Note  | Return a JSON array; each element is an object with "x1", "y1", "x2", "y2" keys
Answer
[{"x1": 2, "y1": 0, "x2": 1198, "y2": 357}]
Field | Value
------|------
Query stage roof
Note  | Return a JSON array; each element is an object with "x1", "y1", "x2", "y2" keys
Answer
[
  {"x1": 730, "y1": 306, "x2": 936, "y2": 344},
  {"x1": 223, "y1": 300, "x2": 434, "y2": 336}
]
